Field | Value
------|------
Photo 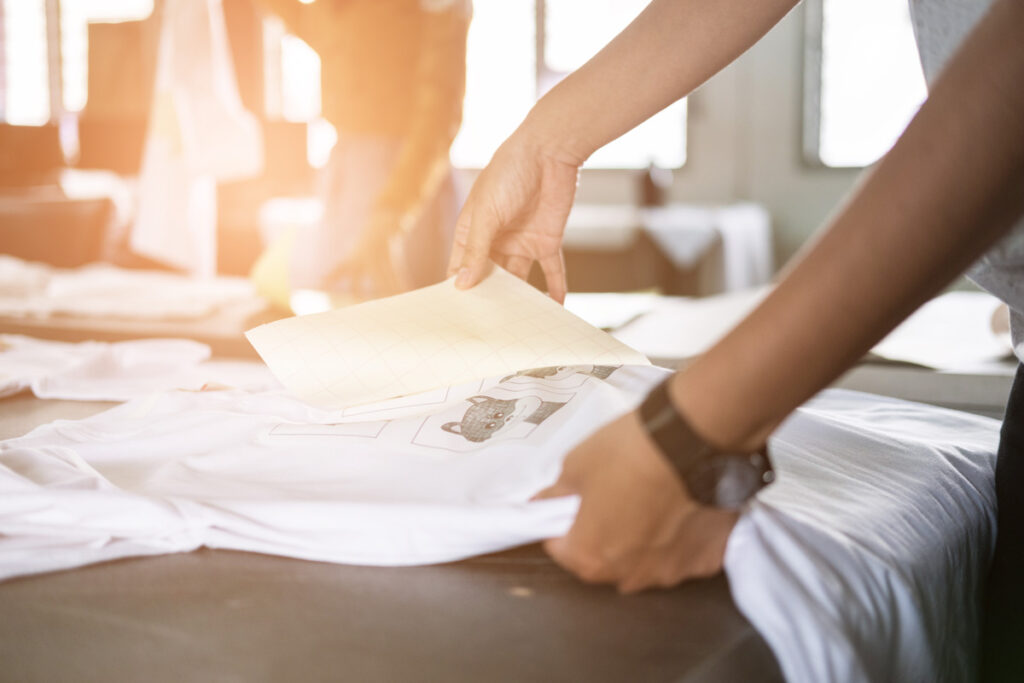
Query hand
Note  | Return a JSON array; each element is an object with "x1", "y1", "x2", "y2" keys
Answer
[
  {"x1": 534, "y1": 409, "x2": 739, "y2": 594},
  {"x1": 331, "y1": 210, "x2": 409, "y2": 300},
  {"x1": 447, "y1": 130, "x2": 582, "y2": 303}
]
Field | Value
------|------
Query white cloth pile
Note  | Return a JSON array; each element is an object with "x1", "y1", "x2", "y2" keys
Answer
[
  {"x1": 133, "y1": 0, "x2": 263, "y2": 275},
  {"x1": 0, "y1": 363, "x2": 1000, "y2": 682},
  {"x1": 0, "y1": 256, "x2": 260, "y2": 320},
  {"x1": 643, "y1": 202, "x2": 774, "y2": 292},
  {"x1": 0, "y1": 335, "x2": 279, "y2": 401}
]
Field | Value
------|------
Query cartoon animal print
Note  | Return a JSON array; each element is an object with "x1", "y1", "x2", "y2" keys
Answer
[
  {"x1": 441, "y1": 395, "x2": 565, "y2": 443},
  {"x1": 501, "y1": 365, "x2": 619, "y2": 383}
]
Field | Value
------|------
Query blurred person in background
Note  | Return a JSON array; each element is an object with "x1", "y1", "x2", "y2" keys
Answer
[{"x1": 257, "y1": 0, "x2": 470, "y2": 300}]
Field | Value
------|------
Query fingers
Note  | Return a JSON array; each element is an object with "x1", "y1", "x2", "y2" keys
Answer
[
  {"x1": 617, "y1": 556, "x2": 663, "y2": 595},
  {"x1": 502, "y1": 254, "x2": 533, "y2": 281},
  {"x1": 454, "y1": 201, "x2": 500, "y2": 290},
  {"x1": 531, "y1": 480, "x2": 575, "y2": 502},
  {"x1": 541, "y1": 507, "x2": 732, "y2": 592},
  {"x1": 539, "y1": 250, "x2": 568, "y2": 304},
  {"x1": 447, "y1": 204, "x2": 472, "y2": 278},
  {"x1": 543, "y1": 537, "x2": 619, "y2": 585}
]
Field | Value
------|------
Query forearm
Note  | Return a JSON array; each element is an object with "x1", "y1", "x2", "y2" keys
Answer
[
  {"x1": 522, "y1": 0, "x2": 799, "y2": 162},
  {"x1": 671, "y1": 0, "x2": 1024, "y2": 451}
]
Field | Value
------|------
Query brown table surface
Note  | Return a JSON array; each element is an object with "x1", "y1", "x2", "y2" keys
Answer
[{"x1": 0, "y1": 394, "x2": 781, "y2": 683}]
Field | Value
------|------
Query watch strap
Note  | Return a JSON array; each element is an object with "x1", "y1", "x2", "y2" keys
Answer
[{"x1": 639, "y1": 378, "x2": 774, "y2": 508}]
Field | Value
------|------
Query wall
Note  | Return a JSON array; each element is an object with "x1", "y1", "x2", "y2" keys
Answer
[{"x1": 571, "y1": 3, "x2": 866, "y2": 271}]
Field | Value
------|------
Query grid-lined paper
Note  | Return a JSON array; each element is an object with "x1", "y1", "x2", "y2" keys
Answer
[{"x1": 245, "y1": 266, "x2": 650, "y2": 409}]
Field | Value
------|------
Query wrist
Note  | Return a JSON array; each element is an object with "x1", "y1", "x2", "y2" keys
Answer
[
  {"x1": 640, "y1": 377, "x2": 773, "y2": 509},
  {"x1": 519, "y1": 97, "x2": 592, "y2": 168},
  {"x1": 666, "y1": 370, "x2": 775, "y2": 454}
]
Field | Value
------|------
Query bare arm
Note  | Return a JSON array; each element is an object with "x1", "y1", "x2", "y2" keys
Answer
[
  {"x1": 450, "y1": 0, "x2": 800, "y2": 296},
  {"x1": 530, "y1": 0, "x2": 800, "y2": 163},
  {"x1": 672, "y1": 0, "x2": 1024, "y2": 452},
  {"x1": 534, "y1": 0, "x2": 1024, "y2": 593}
]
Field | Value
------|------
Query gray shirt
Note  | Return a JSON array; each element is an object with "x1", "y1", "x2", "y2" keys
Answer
[{"x1": 909, "y1": 0, "x2": 1024, "y2": 361}]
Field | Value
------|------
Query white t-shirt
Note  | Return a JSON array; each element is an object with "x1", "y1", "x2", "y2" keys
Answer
[
  {"x1": 909, "y1": 0, "x2": 1024, "y2": 361},
  {"x1": 0, "y1": 364, "x2": 1002, "y2": 681}
]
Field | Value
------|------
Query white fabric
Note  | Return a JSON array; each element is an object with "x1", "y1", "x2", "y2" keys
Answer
[
  {"x1": 870, "y1": 290, "x2": 1013, "y2": 369},
  {"x1": 0, "y1": 366, "x2": 643, "y2": 575},
  {"x1": 0, "y1": 335, "x2": 279, "y2": 401},
  {"x1": 132, "y1": 0, "x2": 263, "y2": 275},
  {"x1": 643, "y1": 203, "x2": 774, "y2": 292},
  {"x1": 560, "y1": 203, "x2": 773, "y2": 293},
  {"x1": 0, "y1": 256, "x2": 260, "y2": 320},
  {"x1": 0, "y1": 364, "x2": 1000, "y2": 681},
  {"x1": 727, "y1": 391, "x2": 998, "y2": 682}
]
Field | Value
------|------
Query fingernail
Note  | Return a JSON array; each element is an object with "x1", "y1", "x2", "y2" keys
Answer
[{"x1": 455, "y1": 267, "x2": 471, "y2": 289}]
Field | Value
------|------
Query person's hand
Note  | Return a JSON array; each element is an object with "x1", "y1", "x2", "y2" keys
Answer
[
  {"x1": 331, "y1": 210, "x2": 408, "y2": 300},
  {"x1": 534, "y1": 409, "x2": 739, "y2": 594},
  {"x1": 447, "y1": 131, "x2": 583, "y2": 303}
]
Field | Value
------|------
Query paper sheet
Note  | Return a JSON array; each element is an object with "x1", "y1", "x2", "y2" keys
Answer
[{"x1": 245, "y1": 266, "x2": 650, "y2": 408}]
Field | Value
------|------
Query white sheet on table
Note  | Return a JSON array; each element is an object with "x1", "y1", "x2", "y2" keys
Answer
[
  {"x1": 0, "y1": 257, "x2": 260, "y2": 321},
  {"x1": 611, "y1": 287, "x2": 769, "y2": 361},
  {"x1": 0, "y1": 335, "x2": 279, "y2": 400},
  {"x1": 614, "y1": 287, "x2": 1013, "y2": 372},
  {"x1": 0, "y1": 365, "x2": 1000, "y2": 682},
  {"x1": 870, "y1": 291, "x2": 1013, "y2": 369}
]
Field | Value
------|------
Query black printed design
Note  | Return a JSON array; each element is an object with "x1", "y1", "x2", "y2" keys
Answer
[
  {"x1": 501, "y1": 364, "x2": 619, "y2": 383},
  {"x1": 441, "y1": 395, "x2": 565, "y2": 443}
]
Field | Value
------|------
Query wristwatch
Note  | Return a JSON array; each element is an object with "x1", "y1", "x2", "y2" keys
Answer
[{"x1": 639, "y1": 378, "x2": 774, "y2": 509}]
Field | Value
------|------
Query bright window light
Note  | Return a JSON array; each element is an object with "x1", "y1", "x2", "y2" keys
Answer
[
  {"x1": 452, "y1": 0, "x2": 686, "y2": 170},
  {"x1": 60, "y1": 0, "x2": 155, "y2": 113},
  {"x1": 545, "y1": 0, "x2": 686, "y2": 169},
  {"x1": 449, "y1": 0, "x2": 536, "y2": 169},
  {"x1": 280, "y1": 34, "x2": 320, "y2": 123},
  {"x1": 819, "y1": 0, "x2": 927, "y2": 167},
  {"x1": 3, "y1": 0, "x2": 50, "y2": 125}
]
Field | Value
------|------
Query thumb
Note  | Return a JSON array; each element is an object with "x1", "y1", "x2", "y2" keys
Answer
[
  {"x1": 542, "y1": 536, "x2": 567, "y2": 558},
  {"x1": 531, "y1": 479, "x2": 576, "y2": 502}
]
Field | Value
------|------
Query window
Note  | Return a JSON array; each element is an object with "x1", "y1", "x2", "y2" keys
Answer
[
  {"x1": 448, "y1": 1, "x2": 535, "y2": 169},
  {"x1": 60, "y1": 0, "x2": 154, "y2": 113},
  {"x1": 804, "y1": 0, "x2": 927, "y2": 167},
  {"x1": 0, "y1": 0, "x2": 153, "y2": 124},
  {"x1": 2, "y1": 0, "x2": 50, "y2": 125},
  {"x1": 451, "y1": 0, "x2": 687, "y2": 170}
]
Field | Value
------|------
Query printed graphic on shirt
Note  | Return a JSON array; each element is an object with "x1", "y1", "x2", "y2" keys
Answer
[
  {"x1": 412, "y1": 389, "x2": 575, "y2": 452},
  {"x1": 441, "y1": 395, "x2": 565, "y2": 443},
  {"x1": 265, "y1": 366, "x2": 618, "y2": 449},
  {"x1": 500, "y1": 364, "x2": 619, "y2": 388}
]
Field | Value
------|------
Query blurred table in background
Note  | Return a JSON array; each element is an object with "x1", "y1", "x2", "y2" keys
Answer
[
  {"x1": 0, "y1": 257, "x2": 278, "y2": 359},
  {"x1": 545, "y1": 202, "x2": 773, "y2": 296},
  {"x1": 591, "y1": 288, "x2": 1017, "y2": 419}
]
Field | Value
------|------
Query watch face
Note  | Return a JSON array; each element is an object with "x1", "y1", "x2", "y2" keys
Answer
[{"x1": 688, "y1": 452, "x2": 774, "y2": 509}]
